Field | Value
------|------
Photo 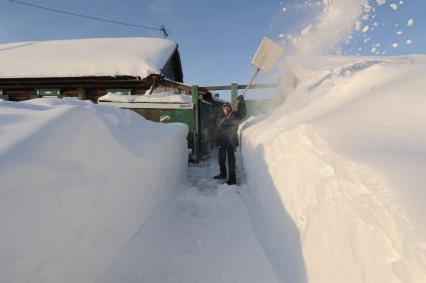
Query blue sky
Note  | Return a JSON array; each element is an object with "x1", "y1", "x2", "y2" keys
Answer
[{"x1": 0, "y1": 0, "x2": 425, "y2": 87}]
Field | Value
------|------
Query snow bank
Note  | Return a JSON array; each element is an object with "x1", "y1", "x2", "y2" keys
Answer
[
  {"x1": 98, "y1": 92, "x2": 192, "y2": 103},
  {"x1": 0, "y1": 98, "x2": 188, "y2": 283},
  {"x1": 0, "y1": 37, "x2": 177, "y2": 79},
  {"x1": 242, "y1": 55, "x2": 426, "y2": 282}
]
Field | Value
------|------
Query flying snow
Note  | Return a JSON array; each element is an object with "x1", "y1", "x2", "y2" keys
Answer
[
  {"x1": 292, "y1": 0, "x2": 366, "y2": 54},
  {"x1": 362, "y1": 25, "x2": 369, "y2": 33},
  {"x1": 389, "y1": 3, "x2": 398, "y2": 10}
]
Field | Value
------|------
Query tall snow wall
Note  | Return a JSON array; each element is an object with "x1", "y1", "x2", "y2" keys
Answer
[
  {"x1": 0, "y1": 98, "x2": 188, "y2": 283},
  {"x1": 241, "y1": 55, "x2": 426, "y2": 282}
]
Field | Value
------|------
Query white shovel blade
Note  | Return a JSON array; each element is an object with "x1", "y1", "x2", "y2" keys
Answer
[{"x1": 251, "y1": 37, "x2": 285, "y2": 71}]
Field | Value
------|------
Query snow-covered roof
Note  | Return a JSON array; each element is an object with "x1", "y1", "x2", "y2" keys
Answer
[{"x1": 0, "y1": 37, "x2": 177, "y2": 79}]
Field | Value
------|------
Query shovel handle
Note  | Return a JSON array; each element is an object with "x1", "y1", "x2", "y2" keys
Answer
[{"x1": 241, "y1": 68, "x2": 261, "y2": 97}]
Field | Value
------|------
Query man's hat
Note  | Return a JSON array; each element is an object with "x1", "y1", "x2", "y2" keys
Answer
[{"x1": 222, "y1": 103, "x2": 232, "y2": 109}]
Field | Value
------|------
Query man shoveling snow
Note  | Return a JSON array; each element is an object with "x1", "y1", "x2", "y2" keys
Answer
[
  {"x1": 214, "y1": 95, "x2": 247, "y2": 185},
  {"x1": 213, "y1": 37, "x2": 283, "y2": 186}
]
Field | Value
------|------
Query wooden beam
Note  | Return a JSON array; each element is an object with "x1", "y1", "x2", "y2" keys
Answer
[
  {"x1": 160, "y1": 78, "x2": 277, "y2": 93},
  {"x1": 160, "y1": 78, "x2": 193, "y2": 92},
  {"x1": 0, "y1": 81, "x2": 153, "y2": 89},
  {"x1": 0, "y1": 75, "x2": 154, "y2": 88},
  {"x1": 201, "y1": 83, "x2": 277, "y2": 91}
]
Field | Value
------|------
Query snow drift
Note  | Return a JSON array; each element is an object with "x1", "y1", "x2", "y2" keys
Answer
[
  {"x1": 241, "y1": 55, "x2": 426, "y2": 282},
  {"x1": 0, "y1": 98, "x2": 188, "y2": 283}
]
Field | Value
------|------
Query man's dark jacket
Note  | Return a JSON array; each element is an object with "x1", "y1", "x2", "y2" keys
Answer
[{"x1": 217, "y1": 96, "x2": 247, "y2": 148}]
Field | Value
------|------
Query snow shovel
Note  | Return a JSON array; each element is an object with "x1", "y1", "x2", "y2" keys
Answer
[{"x1": 240, "y1": 37, "x2": 285, "y2": 97}]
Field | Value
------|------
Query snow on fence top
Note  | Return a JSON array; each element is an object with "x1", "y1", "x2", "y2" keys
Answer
[
  {"x1": 0, "y1": 37, "x2": 177, "y2": 79},
  {"x1": 98, "y1": 92, "x2": 192, "y2": 103}
]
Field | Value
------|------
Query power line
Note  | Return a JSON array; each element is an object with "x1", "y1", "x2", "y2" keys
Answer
[{"x1": 6, "y1": 0, "x2": 170, "y2": 38}]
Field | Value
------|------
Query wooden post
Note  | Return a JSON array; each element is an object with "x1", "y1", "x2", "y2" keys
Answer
[
  {"x1": 191, "y1": 85, "x2": 200, "y2": 163},
  {"x1": 77, "y1": 87, "x2": 86, "y2": 100},
  {"x1": 231, "y1": 82, "x2": 238, "y2": 110},
  {"x1": 148, "y1": 75, "x2": 160, "y2": 95},
  {"x1": 0, "y1": 89, "x2": 8, "y2": 101}
]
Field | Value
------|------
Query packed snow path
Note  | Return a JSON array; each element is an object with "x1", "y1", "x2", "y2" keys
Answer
[{"x1": 99, "y1": 157, "x2": 279, "y2": 283}]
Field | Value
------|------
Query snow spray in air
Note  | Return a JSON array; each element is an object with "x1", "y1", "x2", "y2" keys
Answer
[
  {"x1": 276, "y1": 0, "x2": 371, "y2": 101},
  {"x1": 291, "y1": 0, "x2": 370, "y2": 55}
]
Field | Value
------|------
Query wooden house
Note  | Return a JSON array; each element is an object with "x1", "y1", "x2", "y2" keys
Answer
[{"x1": 0, "y1": 37, "x2": 183, "y2": 102}]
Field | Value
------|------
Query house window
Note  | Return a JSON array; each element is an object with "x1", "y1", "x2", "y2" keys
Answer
[{"x1": 36, "y1": 89, "x2": 62, "y2": 98}]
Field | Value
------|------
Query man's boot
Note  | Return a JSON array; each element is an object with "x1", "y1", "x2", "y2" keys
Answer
[
  {"x1": 226, "y1": 172, "x2": 236, "y2": 185},
  {"x1": 216, "y1": 147, "x2": 227, "y2": 180},
  {"x1": 214, "y1": 171, "x2": 227, "y2": 179},
  {"x1": 213, "y1": 167, "x2": 227, "y2": 180}
]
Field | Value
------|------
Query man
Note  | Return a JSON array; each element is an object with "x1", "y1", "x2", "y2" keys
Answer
[{"x1": 214, "y1": 95, "x2": 247, "y2": 185}]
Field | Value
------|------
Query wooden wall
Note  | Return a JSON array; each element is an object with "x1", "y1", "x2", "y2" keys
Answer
[
  {"x1": 0, "y1": 77, "x2": 154, "y2": 102},
  {"x1": 161, "y1": 49, "x2": 184, "y2": 83}
]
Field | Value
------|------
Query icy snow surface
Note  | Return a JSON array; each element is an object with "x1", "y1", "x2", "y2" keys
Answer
[
  {"x1": 0, "y1": 98, "x2": 188, "y2": 283},
  {"x1": 99, "y1": 160, "x2": 279, "y2": 283},
  {"x1": 242, "y1": 55, "x2": 426, "y2": 283},
  {"x1": 0, "y1": 37, "x2": 177, "y2": 79}
]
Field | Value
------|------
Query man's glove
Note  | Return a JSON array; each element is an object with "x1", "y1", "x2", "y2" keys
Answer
[{"x1": 237, "y1": 95, "x2": 245, "y2": 102}]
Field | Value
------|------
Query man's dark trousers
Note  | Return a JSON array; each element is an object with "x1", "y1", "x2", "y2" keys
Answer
[{"x1": 218, "y1": 146, "x2": 236, "y2": 181}]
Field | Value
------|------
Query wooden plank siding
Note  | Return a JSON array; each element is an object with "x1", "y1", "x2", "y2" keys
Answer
[{"x1": 1, "y1": 78, "x2": 154, "y2": 102}]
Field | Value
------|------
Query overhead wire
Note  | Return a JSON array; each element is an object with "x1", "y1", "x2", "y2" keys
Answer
[{"x1": 6, "y1": 0, "x2": 170, "y2": 38}]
